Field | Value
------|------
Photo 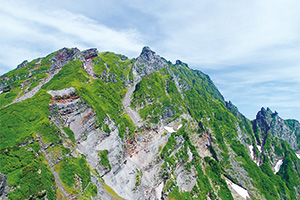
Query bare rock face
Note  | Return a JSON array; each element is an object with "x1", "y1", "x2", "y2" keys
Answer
[
  {"x1": 0, "y1": 174, "x2": 8, "y2": 199},
  {"x1": 132, "y1": 46, "x2": 168, "y2": 82},
  {"x1": 253, "y1": 107, "x2": 300, "y2": 152},
  {"x1": 47, "y1": 87, "x2": 76, "y2": 98},
  {"x1": 81, "y1": 48, "x2": 98, "y2": 60},
  {"x1": 0, "y1": 82, "x2": 7, "y2": 93},
  {"x1": 81, "y1": 48, "x2": 98, "y2": 79},
  {"x1": 16, "y1": 60, "x2": 28, "y2": 69},
  {"x1": 50, "y1": 48, "x2": 81, "y2": 69},
  {"x1": 252, "y1": 107, "x2": 300, "y2": 189}
]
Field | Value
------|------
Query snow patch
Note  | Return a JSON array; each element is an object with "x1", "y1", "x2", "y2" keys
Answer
[
  {"x1": 256, "y1": 145, "x2": 262, "y2": 153},
  {"x1": 177, "y1": 124, "x2": 183, "y2": 130},
  {"x1": 248, "y1": 145, "x2": 259, "y2": 166},
  {"x1": 274, "y1": 159, "x2": 283, "y2": 174},
  {"x1": 164, "y1": 124, "x2": 182, "y2": 133},
  {"x1": 296, "y1": 153, "x2": 300, "y2": 159},
  {"x1": 226, "y1": 180, "x2": 250, "y2": 200},
  {"x1": 164, "y1": 126, "x2": 175, "y2": 133},
  {"x1": 248, "y1": 145, "x2": 254, "y2": 160}
]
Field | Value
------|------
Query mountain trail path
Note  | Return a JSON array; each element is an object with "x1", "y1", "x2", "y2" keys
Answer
[
  {"x1": 6, "y1": 68, "x2": 62, "y2": 107},
  {"x1": 122, "y1": 83, "x2": 144, "y2": 128}
]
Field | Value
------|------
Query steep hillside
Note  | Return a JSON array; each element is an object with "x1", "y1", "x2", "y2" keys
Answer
[{"x1": 0, "y1": 47, "x2": 299, "y2": 200}]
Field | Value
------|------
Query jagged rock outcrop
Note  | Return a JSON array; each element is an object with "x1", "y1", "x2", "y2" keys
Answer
[
  {"x1": 81, "y1": 48, "x2": 98, "y2": 60},
  {"x1": 253, "y1": 107, "x2": 300, "y2": 152},
  {"x1": 132, "y1": 46, "x2": 168, "y2": 82},
  {"x1": 50, "y1": 47, "x2": 81, "y2": 69},
  {"x1": 16, "y1": 60, "x2": 28, "y2": 69},
  {"x1": 0, "y1": 174, "x2": 8, "y2": 199},
  {"x1": 0, "y1": 82, "x2": 7, "y2": 93},
  {"x1": 251, "y1": 108, "x2": 300, "y2": 198}
]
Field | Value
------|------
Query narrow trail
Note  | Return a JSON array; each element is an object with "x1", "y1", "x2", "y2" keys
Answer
[
  {"x1": 122, "y1": 83, "x2": 144, "y2": 128},
  {"x1": 6, "y1": 68, "x2": 62, "y2": 107}
]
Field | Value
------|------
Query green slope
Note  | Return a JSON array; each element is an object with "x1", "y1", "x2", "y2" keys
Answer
[{"x1": 0, "y1": 47, "x2": 299, "y2": 200}]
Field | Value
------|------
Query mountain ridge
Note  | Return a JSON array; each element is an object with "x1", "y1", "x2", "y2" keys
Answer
[{"x1": 0, "y1": 46, "x2": 299, "y2": 200}]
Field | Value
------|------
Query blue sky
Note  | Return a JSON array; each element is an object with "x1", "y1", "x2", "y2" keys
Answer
[{"x1": 0, "y1": 0, "x2": 299, "y2": 121}]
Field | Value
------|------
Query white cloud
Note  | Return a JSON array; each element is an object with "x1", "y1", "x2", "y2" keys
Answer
[
  {"x1": 125, "y1": 0, "x2": 300, "y2": 65},
  {"x1": 0, "y1": 1, "x2": 144, "y2": 74},
  {"x1": 158, "y1": 0, "x2": 300, "y2": 65}
]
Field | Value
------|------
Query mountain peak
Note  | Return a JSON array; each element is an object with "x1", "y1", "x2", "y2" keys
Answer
[
  {"x1": 141, "y1": 46, "x2": 153, "y2": 54},
  {"x1": 253, "y1": 106, "x2": 300, "y2": 153},
  {"x1": 132, "y1": 46, "x2": 167, "y2": 82},
  {"x1": 139, "y1": 46, "x2": 157, "y2": 62}
]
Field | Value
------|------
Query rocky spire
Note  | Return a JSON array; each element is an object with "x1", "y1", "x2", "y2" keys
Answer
[
  {"x1": 139, "y1": 46, "x2": 156, "y2": 61},
  {"x1": 253, "y1": 107, "x2": 300, "y2": 151},
  {"x1": 131, "y1": 46, "x2": 168, "y2": 82}
]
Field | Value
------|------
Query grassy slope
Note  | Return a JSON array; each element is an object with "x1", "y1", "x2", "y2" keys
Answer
[
  {"x1": 1, "y1": 49, "x2": 299, "y2": 199},
  {"x1": 0, "y1": 51, "x2": 135, "y2": 199},
  {"x1": 131, "y1": 61, "x2": 299, "y2": 199}
]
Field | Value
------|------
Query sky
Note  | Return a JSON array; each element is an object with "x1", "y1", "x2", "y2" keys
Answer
[{"x1": 0, "y1": 0, "x2": 299, "y2": 121}]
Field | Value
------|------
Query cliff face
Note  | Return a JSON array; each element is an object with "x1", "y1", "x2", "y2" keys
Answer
[
  {"x1": 0, "y1": 47, "x2": 300, "y2": 200},
  {"x1": 251, "y1": 108, "x2": 300, "y2": 198},
  {"x1": 253, "y1": 107, "x2": 300, "y2": 152}
]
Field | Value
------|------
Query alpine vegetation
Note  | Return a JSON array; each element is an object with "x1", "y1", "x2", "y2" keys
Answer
[{"x1": 0, "y1": 47, "x2": 299, "y2": 200}]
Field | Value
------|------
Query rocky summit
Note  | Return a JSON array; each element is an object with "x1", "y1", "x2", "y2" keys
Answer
[{"x1": 0, "y1": 47, "x2": 299, "y2": 200}]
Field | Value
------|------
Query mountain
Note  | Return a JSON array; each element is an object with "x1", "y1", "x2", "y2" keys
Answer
[{"x1": 0, "y1": 47, "x2": 299, "y2": 200}]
